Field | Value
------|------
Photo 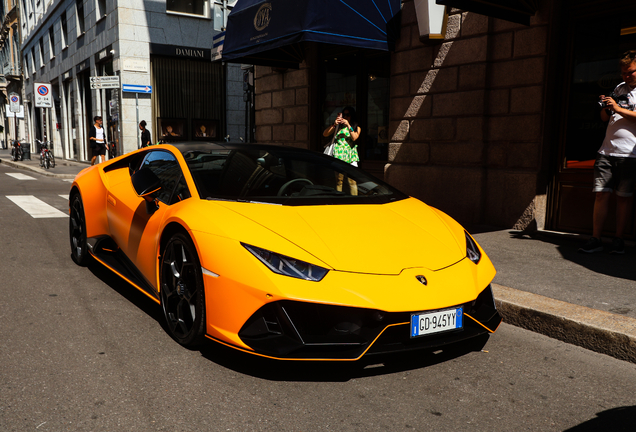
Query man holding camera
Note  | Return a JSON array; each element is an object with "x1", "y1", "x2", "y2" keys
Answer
[{"x1": 580, "y1": 50, "x2": 636, "y2": 254}]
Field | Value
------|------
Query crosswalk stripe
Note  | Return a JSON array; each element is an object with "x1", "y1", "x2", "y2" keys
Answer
[
  {"x1": 59, "y1": 194, "x2": 68, "y2": 200},
  {"x1": 6, "y1": 195, "x2": 69, "y2": 218},
  {"x1": 6, "y1": 173, "x2": 36, "y2": 180}
]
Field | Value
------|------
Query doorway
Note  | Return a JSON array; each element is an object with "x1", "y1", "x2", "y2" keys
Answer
[{"x1": 551, "y1": 6, "x2": 636, "y2": 236}]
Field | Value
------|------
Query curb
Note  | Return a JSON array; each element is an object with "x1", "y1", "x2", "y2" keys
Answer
[
  {"x1": 493, "y1": 284, "x2": 636, "y2": 364},
  {"x1": 0, "y1": 157, "x2": 80, "y2": 179}
]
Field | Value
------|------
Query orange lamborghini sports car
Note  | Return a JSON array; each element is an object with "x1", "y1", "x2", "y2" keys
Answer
[{"x1": 69, "y1": 142, "x2": 501, "y2": 360}]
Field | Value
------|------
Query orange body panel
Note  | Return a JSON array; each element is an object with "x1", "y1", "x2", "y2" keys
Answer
[{"x1": 71, "y1": 144, "x2": 498, "y2": 358}]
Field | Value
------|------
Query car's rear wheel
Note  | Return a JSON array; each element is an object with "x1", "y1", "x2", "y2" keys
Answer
[
  {"x1": 69, "y1": 193, "x2": 90, "y2": 266},
  {"x1": 160, "y1": 233, "x2": 206, "y2": 347}
]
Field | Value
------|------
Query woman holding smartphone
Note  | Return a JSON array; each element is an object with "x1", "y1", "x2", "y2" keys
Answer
[{"x1": 323, "y1": 106, "x2": 361, "y2": 194}]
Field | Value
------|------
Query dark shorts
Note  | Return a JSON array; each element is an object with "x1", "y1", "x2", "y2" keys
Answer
[
  {"x1": 91, "y1": 143, "x2": 106, "y2": 157},
  {"x1": 593, "y1": 154, "x2": 636, "y2": 197}
]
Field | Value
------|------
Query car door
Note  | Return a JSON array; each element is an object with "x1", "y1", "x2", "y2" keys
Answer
[{"x1": 107, "y1": 149, "x2": 191, "y2": 288}]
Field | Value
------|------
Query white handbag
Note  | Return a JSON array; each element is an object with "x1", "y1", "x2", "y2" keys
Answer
[{"x1": 323, "y1": 142, "x2": 335, "y2": 156}]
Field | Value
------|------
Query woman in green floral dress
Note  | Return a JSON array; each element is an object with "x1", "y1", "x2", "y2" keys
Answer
[{"x1": 323, "y1": 106, "x2": 361, "y2": 195}]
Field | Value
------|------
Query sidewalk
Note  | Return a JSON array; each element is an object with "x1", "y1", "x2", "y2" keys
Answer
[
  {"x1": 1, "y1": 149, "x2": 635, "y2": 363},
  {"x1": 0, "y1": 147, "x2": 89, "y2": 179}
]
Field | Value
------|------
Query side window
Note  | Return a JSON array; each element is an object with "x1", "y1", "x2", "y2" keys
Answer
[{"x1": 140, "y1": 151, "x2": 190, "y2": 205}]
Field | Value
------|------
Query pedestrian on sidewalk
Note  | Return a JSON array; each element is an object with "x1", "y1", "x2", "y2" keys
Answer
[
  {"x1": 89, "y1": 116, "x2": 106, "y2": 165},
  {"x1": 139, "y1": 120, "x2": 151, "y2": 148},
  {"x1": 579, "y1": 50, "x2": 636, "y2": 254}
]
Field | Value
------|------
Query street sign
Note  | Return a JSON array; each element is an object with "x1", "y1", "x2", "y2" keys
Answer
[
  {"x1": 5, "y1": 104, "x2": 24, "y2": 118},
  {"x1": 122, "y1": 84, "x2": 152, "y2": 94},
  {"x1": 9, "y1": 92, "x2": 20, "y2": 113},
  {"x1": 35, "y1": 83, "x2": 52, "y2": 108},
  {"x1": 90, "y1": 76, "x2": 120, "y2": 89},
  {"x1": 89, "y1": 76, "x2": 120, "y2": 83}
]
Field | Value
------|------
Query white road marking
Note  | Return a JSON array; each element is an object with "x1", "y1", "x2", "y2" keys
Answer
[
  {"x1": 6, "y1": 173, "x2": 36, "y2": 180},
  {"x1": 59, "y1": 194, "x2": 68, "y2": 200},
  {"x1": 6, "y1": 195, "x2": 69, "y2": 218}
]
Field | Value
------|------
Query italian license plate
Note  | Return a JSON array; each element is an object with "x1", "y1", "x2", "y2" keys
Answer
[{"x1": 410, "y1": 307, "x2": 463, "y2": 338}]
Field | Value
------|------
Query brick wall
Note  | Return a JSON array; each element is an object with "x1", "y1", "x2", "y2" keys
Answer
[
  {"x1": 386, "y1": 0, "x2": 552, "y2": 227},
  {"x1": 254, "y1": 64, "x2": 310, "y2": 148}
]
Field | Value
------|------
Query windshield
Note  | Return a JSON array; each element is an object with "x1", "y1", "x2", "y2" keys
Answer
[{"x1": 182, "y1": 146, "x2": 407, "y2": 205}]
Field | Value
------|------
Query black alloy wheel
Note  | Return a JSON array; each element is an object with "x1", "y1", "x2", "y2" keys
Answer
[
  {"x1": 69, "y1": 193, "x2": 90, "y2": 266},
  {"x1": 160, "y1": 233, "x2": 206, "y2": 347}
]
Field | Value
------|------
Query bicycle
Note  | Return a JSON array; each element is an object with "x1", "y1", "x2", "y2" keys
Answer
[
  {"x1": 107, "y1": 141, "x2": 117, "y2": 159},
  {"x1": 36, "y1": 139, "x2": 56, "y2": 169},
  {"x1": 10, "y1": 140, "x2": 23, "y2": 161}
]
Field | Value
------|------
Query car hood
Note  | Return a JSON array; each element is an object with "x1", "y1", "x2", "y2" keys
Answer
[{"x1": 216, "y1": 198, "x2": 465, "y2": 274}]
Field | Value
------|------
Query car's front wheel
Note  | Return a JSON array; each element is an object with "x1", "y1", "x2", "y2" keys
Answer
[
  {"x1": 69, "y1": 193, "x2": 90, "y2": 266},
  {"x1": 160, "y1": 233, "x2": 206, "y2": 347}
]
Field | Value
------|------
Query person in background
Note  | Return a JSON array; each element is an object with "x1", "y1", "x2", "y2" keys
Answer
[
  {"x1": 579, "y1": 50, "x2": 636, "y2": 254},
  {"x1": 89, "y1": 116, "x2": 106, "y2": 165},
  {"x1": 140, "y1": 120, "x2": 151, "y2": 148},
  {"x1": 322, "y1": 106, "x2": 361, "y2": 195}
]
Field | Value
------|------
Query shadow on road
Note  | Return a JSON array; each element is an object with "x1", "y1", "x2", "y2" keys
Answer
[
  {"x1": 564, "y1": 405, "x2": 635, "y2": 431},
  {"x1": 85, "y1": 257, "x2": 163, "y2": 324},
  {"x1": 198, "y1": 335, "x2": 490, "y2": 382}
]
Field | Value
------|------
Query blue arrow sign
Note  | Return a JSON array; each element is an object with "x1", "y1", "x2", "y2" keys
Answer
[{"x1": 122, "y1": 84, "x2": 152, "y2": 94}]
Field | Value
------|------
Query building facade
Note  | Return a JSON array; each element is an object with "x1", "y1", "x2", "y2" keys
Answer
[
  {"x1": 241, "y1": 0, "x2": 636, "y2": 236},
  {"x1": 18, "y1": 0, "x2": 244, "y2": 162},
  {"x1": 0, "y1": 0, "x2": 25, "y2": 148}
]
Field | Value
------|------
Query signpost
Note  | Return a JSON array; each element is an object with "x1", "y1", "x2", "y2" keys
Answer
[
  {"x1": 122, "y1": 84, "x2": 153, "y2": 148},
  {"x1": 9, "y1": 92, "x2": 20, "y2": 146}
]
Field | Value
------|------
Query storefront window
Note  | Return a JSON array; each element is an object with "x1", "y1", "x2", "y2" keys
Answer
[
  {"x1": 321, "y1": 50, "x2": 390, "y2": 163},
  {"x1": 167, "y1": 0, "x2": 208, "y2": 17}
]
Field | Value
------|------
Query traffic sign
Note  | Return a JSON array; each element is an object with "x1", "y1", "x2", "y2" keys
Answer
[
  {"x1": 122, "y1": 84, "x2": 152, "y2": 94},
  {"x1": 9, "y1": 92, "x2": 19, "y2": 113},
  {"x1": 35, "y1": 83, "x2": 52, "y2": 108}
]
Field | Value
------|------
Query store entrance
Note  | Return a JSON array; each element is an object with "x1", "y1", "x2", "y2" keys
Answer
[
  {"x1": 551, "y1": 9, "x2": 636, "y2": 236},
  {"x1": 320, "y1": 47, "x2": 390, "y2": 179}
]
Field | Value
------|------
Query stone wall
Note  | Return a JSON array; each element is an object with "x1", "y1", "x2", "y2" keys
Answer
[
  {"x1": 254, "y1": 64, "x2": 310, "y2": 148},
  {"x1": 386, "y1": 1, "x2": 552, "y2": 227}
]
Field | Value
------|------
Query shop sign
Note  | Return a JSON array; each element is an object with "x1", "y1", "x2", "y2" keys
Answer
[
  {"x1": 34, "y1": 83, "x2": 53, "y2": 108},
  {"x1": 149, "y1": 43, "x2": 212, "y2": 61},
  {"x1": 212, "y1": 32, "x2": 225, "y2": 61}
]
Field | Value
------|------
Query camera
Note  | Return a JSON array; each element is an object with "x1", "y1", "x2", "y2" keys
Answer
[{"x1": 598, "y1": 91, "x2": 629, "y2": 108}]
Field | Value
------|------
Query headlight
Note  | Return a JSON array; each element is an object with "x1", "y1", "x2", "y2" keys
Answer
[
  {"x1": 242, "y1": 243, "x2": 329, "y2": 281},
  {"x1": 465, "y1": 231, "x2": 481, "y2": 264}
]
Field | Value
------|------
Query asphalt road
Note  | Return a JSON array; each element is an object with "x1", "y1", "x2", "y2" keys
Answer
[{"x1": 1, "y1": 164, "x2": 635, "y2": 431}]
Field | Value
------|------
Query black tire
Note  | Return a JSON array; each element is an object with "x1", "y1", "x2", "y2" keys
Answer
[
  {"x1": 11, "y1": 149, "x2": 16, "y2": 161},
  {"x1": 50, "y1": 153, "x2": 56, "y2": 168},
  {"x1": 40, "y1": 154, "x2": 44, "y2": 167},
  {"x1": 69, "y1": 193, "x2": 90, "y2": 266},
  {"x1": 160, "y1": 233, "x2": 206, "y2": 347},
  {"x1": 16, "y1": 148, "x2": 22, "y2": 161},
  {"x1": 44, "y1": 154, "x2": 50, "y2": 169}
]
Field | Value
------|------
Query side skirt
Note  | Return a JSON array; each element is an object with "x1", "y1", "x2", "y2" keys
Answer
[{"x1": 88, "y1": 236, "x2": 160, "y2": 304}]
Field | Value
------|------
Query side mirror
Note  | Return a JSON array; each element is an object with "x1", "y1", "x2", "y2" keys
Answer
[
  {"x1": 131, "y1": 168, "x2": 161, "y2": 214},
  {"x1": 132, "y1": 167, "x2": 161, "y2": 198}
]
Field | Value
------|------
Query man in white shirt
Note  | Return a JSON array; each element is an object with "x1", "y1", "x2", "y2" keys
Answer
[
  {"x1": 580, "y1": 50, "x2": 636, "y2": 254},
  {"x1": 89, "y1": 116, "x2": 106, "y2": 165}
]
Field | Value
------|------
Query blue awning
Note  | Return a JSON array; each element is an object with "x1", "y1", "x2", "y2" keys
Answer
[{"x1": 221, "y1": 0, "x2": 401, "y2": 68}]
